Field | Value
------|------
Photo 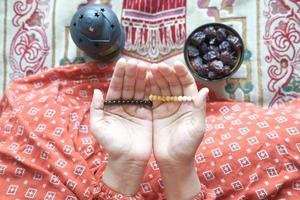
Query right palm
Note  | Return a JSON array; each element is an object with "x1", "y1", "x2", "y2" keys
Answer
[{"x1": 149, "y1": 62, "x2": 208, "y2": 164}]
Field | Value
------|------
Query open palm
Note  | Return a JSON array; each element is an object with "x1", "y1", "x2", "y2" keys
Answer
[
  {"x1": 90, "y1": 59, "x2": 152, "y2": 162},
  {"x1": 149, "y1": 62, "x2": 208, "y2": 165}
]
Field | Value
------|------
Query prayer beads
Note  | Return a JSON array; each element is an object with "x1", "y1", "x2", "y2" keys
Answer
[
  {"x1": 104, "y1": 99, "x2": 153, "y2": 107},
  {"x1": 149, "y1": 95, "x2": 195, "y2": 102}
]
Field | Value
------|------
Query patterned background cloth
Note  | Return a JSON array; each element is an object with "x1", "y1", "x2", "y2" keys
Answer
[
  {"x1": 0, "y1": 0, "x2": 299, "y2": 107},
  {"x1": 0, "y1": 62, "x2": 299, "y2": 199}
]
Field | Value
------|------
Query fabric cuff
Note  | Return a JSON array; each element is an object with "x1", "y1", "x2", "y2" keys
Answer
[
  {"x1": 191, "y1": 184, "x2": 216, "y2": 200},
  {"x1": 96, "y1": 173, "x2": 145, "y2": 200}
]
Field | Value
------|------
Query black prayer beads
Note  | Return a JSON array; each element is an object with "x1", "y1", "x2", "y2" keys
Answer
[{"x1": 104, "y1": 99, "x2": 153, "y2": 107}]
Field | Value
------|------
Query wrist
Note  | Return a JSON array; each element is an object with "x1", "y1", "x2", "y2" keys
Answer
[
  {"x1": 159, "y1": 160, "x2": 197, "y2": 180},
  {"x1": 158, "y1": 161, "x2": 201, "y2": 200},
  {"x1": 156, "y1": 153, "x2": 195, "y2": 169},
  {"x1": 103, "y1": 156, "x2": 147, "y2": 196}
]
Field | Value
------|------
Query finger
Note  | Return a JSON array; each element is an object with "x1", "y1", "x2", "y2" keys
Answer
[
  {"x1": 173, "y1": 61, "x2": 198, "y2": 96},
  {"x1": 145, "y1": 72, "x2": 151, "y2": 98},
  {"x1": 148, "y1": 72, "x2": 162, "y2": 108},
  {"x1": 150, "y1": 64, "x2": 171, "y2": 96},
  {"x1": 158, "y1": 62, "x2": 183, "y2": 96},
  {"x1": 90, "y1": 89, "x2": 104, "y2": 123},
  {"x1": 134, "y1": 61, "x2": 148, "y2": 99},
  {"x1": 187, "y1": 88, "x2": 209, "y2": 141},
  {"x1": 122, "y1": 59, "x2": 138, "y2": 99},
  {"x1": 148, "y1": 72, "x2": 161, "y2": 96},
  {"x1": 106, "y1": 58, "x2": 126, "y2": 100}
]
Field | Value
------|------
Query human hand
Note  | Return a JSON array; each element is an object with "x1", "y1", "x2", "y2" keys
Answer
[
  {"x1": 90, "y1": 58, "x2": 152, "y2": 195},
  {"x1": 149, "y1": 61, "x2": 208, "y2": 200},
  {"x1": 150, "y1": 61, "x2": 208, "y2": 165}
]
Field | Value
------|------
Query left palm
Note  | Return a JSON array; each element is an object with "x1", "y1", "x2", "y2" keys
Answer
[
  {"x1": 149, "y1": 62, "x2": 208, "y2": 165},
  {"x1": 90, "y1": 59, "x2": 152, "y2": 162}
]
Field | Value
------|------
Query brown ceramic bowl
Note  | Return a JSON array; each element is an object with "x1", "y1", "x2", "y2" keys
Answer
[{"x1": 184, "y1": 23, "x2": 244, "y2": 81}]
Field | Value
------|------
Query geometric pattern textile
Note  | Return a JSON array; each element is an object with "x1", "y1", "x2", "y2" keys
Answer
[
  {"x1": 0, "y1": 0, "x2": 299, "y2": 107},
  {"x1": 0, "y1": 62, "x2": 299, "y2": 199}
]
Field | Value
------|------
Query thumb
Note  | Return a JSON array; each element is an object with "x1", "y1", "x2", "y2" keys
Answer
[
  {"x1": 194, "y1": 87, "x2": 209, "y2": 110},
  {"x1": 90, "y1": 89, "x2": 104, "y2": 123},
  {"x1": 190, "y1": 88, "x2": 209, "y2": 139}
]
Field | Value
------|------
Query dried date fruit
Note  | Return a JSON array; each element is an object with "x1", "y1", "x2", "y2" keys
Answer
[
  {"x1": 208, "y1": 71, "x2": 217, "y2": 79},
  {"x1": 191, "y1": 31, "x2": 206, "y2": 46},
  {"x1": 216, "y1": 28, "x2": 227, "y2": 41},
  {"x1": 198, "y1": 42, "x2": 208, "y2": 54},
  {"x1": 203, "y1": 26, "x2": 217, "y2": 38},
  {"x1": 191, "y1": 56, "x2": 203, "y2": 68},
  {"x1": 219, "y1": 41, "x2": 231, "y2": 51},
  {"x1": 203, "y1": 53, "x2": 208, "y2": 62},
  {"x1": 209, "y1": 60, "x2": 224, "y2": 74},
  {"x1": 208, "y1": 45, "x2": 219, "y2": 52},
  {"x1": 220, "y1": 51, "x2": 235, "y2": 66},
  {"x1": 187, "y1": 45, "x2": 200, "y2": 57},
  {"x1": 203, "y1": 51, "x2": 219, "y2": 62},
  {"x1": 227, "y1": 35, "x2": 242, "y2": 50},
  {"x1": 196, "y1": 64, "x2": 209, "y2": 75}
]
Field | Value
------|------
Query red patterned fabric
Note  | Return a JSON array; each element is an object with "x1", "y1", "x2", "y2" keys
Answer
[
  {"x1": 0, "y1": 63, "x2": 299, "y2": 199},
  {"x1": 1, "y1": 0, "x2": 299, "y2": 106},
  {"x1": 121, "y1": 0, "x2": 186, "y2": 63},
  {"x1": 98, "y1": 180, "x2": 212, "y2": 199}
]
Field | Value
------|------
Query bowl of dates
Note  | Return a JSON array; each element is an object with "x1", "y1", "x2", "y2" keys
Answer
[{"x1": 184, "y1": 23, "x2": 244, "y2": 81}]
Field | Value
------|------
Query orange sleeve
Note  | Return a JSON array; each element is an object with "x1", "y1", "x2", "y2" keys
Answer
[
  {"x1": 98, "y1": 182, "x2": 215, "y2": 200},
  {"x1": 92, "y1": 168, "x2": 145, "y2": 200},
  {"x1": 191, "y1": 184, "x2": 216, "y2": 200},
  {"x1": 97, "y1": 181, "x2": 145, "y2": 199}
]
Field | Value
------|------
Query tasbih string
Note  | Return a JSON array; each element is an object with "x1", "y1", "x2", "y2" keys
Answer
[
  {"x1": 103, "y1": 95, "x2": 195, "y2": 107},
  {"x1": 149, "y1": 95, "x2": 195, "y2": 102},
  {"x1": 104, "y1": 99, "x2": 153, "y2": 107}
]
